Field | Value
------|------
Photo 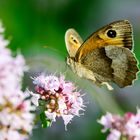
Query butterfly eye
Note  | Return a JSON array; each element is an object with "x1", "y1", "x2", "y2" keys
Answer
[
  {"x1": 107, "y1": 30, "x2": 117, "y2": 38},
  {"x1": 70, "y1": 36, "x2": 78, "y2": 44}
]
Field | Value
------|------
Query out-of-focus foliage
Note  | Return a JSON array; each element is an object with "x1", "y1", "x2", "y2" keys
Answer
[{"x1": 0, "y1": 0, "x2": 140, "y2": 140}]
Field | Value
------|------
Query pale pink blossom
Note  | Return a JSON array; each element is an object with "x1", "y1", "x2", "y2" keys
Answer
[
  {"x1": 107, "y1": 129, "x2": 121, "y2": 140},
  {"x1": 98, "y1": 109, "x2": 140, "y2": 140},
  {"x1": 125, "y1": 110, "x2": 140, "y2": 139},
  {"x1": 29, "y1": 74, "x2": 85, "y2": 130},
  {"x1": 0, "y1": 22, "x2": 35, "y2": 140},
  {"x1": 98, "y1": 112, "x2": 114, "y2": 132}
]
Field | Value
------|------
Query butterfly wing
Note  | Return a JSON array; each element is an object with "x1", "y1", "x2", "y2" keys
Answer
[
  {"x1": 75, "y1": 20, "x2": 133, "y2": 61},
  {"x1": 65, "y1": 20, "x2": 138, "y2": 88},
  {"x1": 79, "y1": 46, "x2": 139, "y2": 87},
  {"x1": 65, "y1": 28, "x2": 83, "y2": 57},
  {"x1": 105, "y1": 46, "x2": 139, "y2": 87}
]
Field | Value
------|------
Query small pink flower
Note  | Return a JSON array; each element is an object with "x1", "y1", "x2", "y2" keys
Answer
[
  {"x1": 125, "y1": 109, "x2": 140, "y2": 138},
  {"x1": 107, "y1": 129, "x2": 121, "y2": 140},
  {"x1": 98, "y1": 108, "x2": 140, "y2": 140},
  {"x1": 98, "y1": 112, "x2": 114, "y2": 132},
  {"x1": 29, "y1": 74, "x2": 85, "y2": 130}
]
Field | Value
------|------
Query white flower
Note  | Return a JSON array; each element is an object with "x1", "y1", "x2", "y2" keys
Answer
[
  {"x1": 62, "y1": 115, "x2": 74, "y2": 130},
  {"x1": 29, "y1": 91, "x2": 40, "y2": 106},
  {"x1": 45, "y1": 111, "x2": 57, "y2": 122}
]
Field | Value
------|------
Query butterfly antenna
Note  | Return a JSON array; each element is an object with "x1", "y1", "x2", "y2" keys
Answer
[{"x1": 43, "y1": 45, "x2": 66, "y2": 56}]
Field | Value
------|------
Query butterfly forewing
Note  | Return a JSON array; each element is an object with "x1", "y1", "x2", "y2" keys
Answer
[
  {"x1": 65, "y1": 28, "x2": 83, "y2": 57},
  {"x1": 76, "y1": 20, "x2": 133, "y2": 61}
]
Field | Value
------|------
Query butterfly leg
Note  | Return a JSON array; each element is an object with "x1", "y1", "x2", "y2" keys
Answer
[{"x1": 101, "y1": 82, "x2": 113, "y2": 90}]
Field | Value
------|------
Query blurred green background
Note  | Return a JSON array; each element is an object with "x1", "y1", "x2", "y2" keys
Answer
[{"x1": 0, "y1": 0, "x2": 140, "y2": 139}]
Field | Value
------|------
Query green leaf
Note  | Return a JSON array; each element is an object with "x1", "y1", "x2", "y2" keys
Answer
[{"x1": 40, "y1": 112, "x2": 51, "y2": 128}]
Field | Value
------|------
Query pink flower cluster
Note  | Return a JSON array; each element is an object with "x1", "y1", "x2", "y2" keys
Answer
[
  {"x1": 29, "y1": 74, "x2": 85, "y2": 130},
  {"x1": 0, "y1": 22, "x2": 35, "y2": 140},
  {"x1": 98, "y1": 109, "x2": 140, "y2": 140}
]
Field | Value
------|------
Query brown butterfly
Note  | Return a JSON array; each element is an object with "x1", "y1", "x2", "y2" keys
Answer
[{"x1": 65, "y1": 20, "x2": 139, "y2": 90}]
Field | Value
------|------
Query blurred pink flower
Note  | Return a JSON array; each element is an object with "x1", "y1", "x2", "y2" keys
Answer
[
  {"x1": 29, "y1": 74, "x2": 85, "y2": 130},
  {"x1": 107, "y1": 129, "x2": 121, "y2": 140},
  {"x1": 0, "y1": 22, "x2": 35, "y2": 140},
  {"x1": 98, "y1": 109, "x2": 140, "y2": 140}
]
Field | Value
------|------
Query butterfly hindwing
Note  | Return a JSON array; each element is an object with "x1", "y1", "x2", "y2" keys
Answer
[
  {"x1": 105, "y1": 46, "x2": 139, "y2": 87},
  {"x1": 80, "y1": 47, "x2": 113, "y2": 84}
]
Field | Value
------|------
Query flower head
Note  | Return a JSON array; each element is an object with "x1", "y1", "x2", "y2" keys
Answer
[
  {"x1": 0, "y1": 21, "x2": 35, "y2": 140},
  {"x1": 0, "y1": 91, "x2": 35, "y2": 140},
  {"x1": 29, "y1": 74, "x2": 85, "y2": 130},
  {"x1": 98, "y1": 109, "x2": 140, "y2": 140}
]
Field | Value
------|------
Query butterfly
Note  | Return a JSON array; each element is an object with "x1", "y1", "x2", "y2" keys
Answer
[{"x1": 65, "y1": 20, "x2": 139, "y2": 90}]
